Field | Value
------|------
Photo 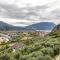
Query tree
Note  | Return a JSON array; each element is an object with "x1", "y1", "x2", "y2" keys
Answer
[
  {"x1": 14, "y1": 53, "x2": 20, "y2": 60},
  {"x1": 0, "y1": 54, "x2": 10, "y2": 60}
]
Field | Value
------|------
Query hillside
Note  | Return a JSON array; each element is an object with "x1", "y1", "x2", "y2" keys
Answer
[
  {"x1": 0, "y1": 28, "x2": 60, "y2": 60},
  {"x1": 0, "y1": 21, "x2": 13, "y2": 31},
  {"x1": 0, "y1": 21, "x2": 25, "y2": 31},
  {"x1": 26, "y1": 22, "x2": 56, "y2": 31},
  {"x1": 52, "y1": 24, "x2": 60, "y2": 32},
  {"x1": 50, "y1": 24, "x2": 60, "y2": 36}
]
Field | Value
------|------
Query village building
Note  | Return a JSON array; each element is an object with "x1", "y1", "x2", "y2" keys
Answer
[
  {"x1": 0, "y1": 36, "x2": 9, "y2": 44},
  {"x1": 11, "y1": 43, "x2": 24, "y2": 52}
]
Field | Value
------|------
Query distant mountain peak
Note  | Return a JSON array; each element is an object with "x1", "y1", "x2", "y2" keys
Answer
[{"x1": 26, "y1": 22, "x2": 56, "y2": 32}]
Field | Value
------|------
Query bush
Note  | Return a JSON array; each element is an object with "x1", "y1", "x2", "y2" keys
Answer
[
  {"x1": 14, "y1": 53, "x2": 20, "y2": 60},
  {"x1": 37, "y1": 55, "x2": 52, "y2": 60},
  {"x1": 0, "y1": 54, "x2": 10, "y2": 60},
  {"x1": 30, "y1": 51, "x2": 43, "y2": 57},
  {"x1": 40, "y1": 47, "x2": 54, "y2": 57}
]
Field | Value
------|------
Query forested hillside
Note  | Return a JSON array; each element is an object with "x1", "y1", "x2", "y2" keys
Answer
[{"x1": 0, "y1": 24, "x2": 60, "y2": 60}]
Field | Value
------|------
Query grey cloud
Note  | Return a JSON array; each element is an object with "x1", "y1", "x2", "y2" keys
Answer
[
  {"x1": 42, "y1": 9, "x2": 60, "y2": 20},
  {"x1": 0, "y1": 3, "x2": 48, "y2": 20},
  {"x1": 51, "y1": 9, "x2": 60, "y2": 19},
  {"x1": 0, "y1": 3, "x2": 60, "y2": 22}
]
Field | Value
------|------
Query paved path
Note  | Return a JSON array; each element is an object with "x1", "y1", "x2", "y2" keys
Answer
[{"x1": 55, "y1": 54, "x2": 60, "y2": 60}]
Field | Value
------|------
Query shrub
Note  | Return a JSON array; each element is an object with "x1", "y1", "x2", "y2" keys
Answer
[
  {"x1": 40, "y1": 47, "x2": 54, "y2": 57},
  {"x1": 0, "y1": 54, "x2": 10, "y2": 60},
  {"x1": 37, "y1": 55, "x2": 52, "y2": 60},
  {"x1": 14, "y1": 53, "x2": 20, "y2": 60}
]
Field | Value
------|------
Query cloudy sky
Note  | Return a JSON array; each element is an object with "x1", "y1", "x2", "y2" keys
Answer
[{"x1": 0, "y1": 0, "x2": 60, "y2": 27}]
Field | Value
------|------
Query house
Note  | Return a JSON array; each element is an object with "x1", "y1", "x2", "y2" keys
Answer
[
  {"x1": 0, "y1": 37, "x2": 9, "y2": 44},
  {"x1": 0, "y1": 34, "x2": 10, "y2": 39},
  {"x1": 11, "y1": 43, "x2": 24, "y2": 52}
]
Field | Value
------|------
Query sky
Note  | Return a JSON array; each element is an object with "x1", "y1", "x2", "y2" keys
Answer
[{"x1": 0, "y1": 0, "x2": 60, "y2": 27}]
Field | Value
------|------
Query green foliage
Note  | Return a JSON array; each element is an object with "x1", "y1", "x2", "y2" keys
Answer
[
  {"x1": 40, "y1": 47, "x2": 54, "y2": 57},
  {"x1": 7, "y1": 48, "x2": 13, "y2": 53},
  {"x1": 14, "y1": 53, "x2": 20, "y2": 60},
  {"x1": 37, "y1": 55, "x2": 53, "y2": 60},
  {"x1": 0, "y1": 31, "x2": 60, "y2": 60},
  {"x1": 0, "y1": 45, "x2": 9, "y2": 52},
  {"x1": 0, "y1": 54, "x2": 10, "y2": 60}
]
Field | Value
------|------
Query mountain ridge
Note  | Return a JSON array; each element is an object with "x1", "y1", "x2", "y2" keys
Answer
[
  {"x1": 26, "y1": 22, "x2": 56, "y2": 31},
  {"x1": 0, "y1": 21, "x2": 56, "y2": 32}
]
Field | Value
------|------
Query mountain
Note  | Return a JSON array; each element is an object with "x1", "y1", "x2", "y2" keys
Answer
[
  {"x1": 0, "y1": 21, "x2": 13, "y2": 31},
  {"x1": 52, "y1": 24, "x2": 60, "y2": 32},
  {"x1": 49, "y1": 24, "x2": 60, "y2": 37},
  {"x1": 0, "y1": 21, "x2": 56, "y2": 32},
  {"x1": 26, "y1": 22, "x2": 56, "y2": 32},
  {"x1": 0, "y1": 21, "x2": 24, "y2": 31}
]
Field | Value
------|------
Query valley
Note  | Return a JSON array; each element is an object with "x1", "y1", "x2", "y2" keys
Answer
[
  {"x1": 0, "y1": 0, "x2": 60, "y2": 60},
  {"x1": 0, "y1": 24, "x2": 60, "y2": 60}
]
